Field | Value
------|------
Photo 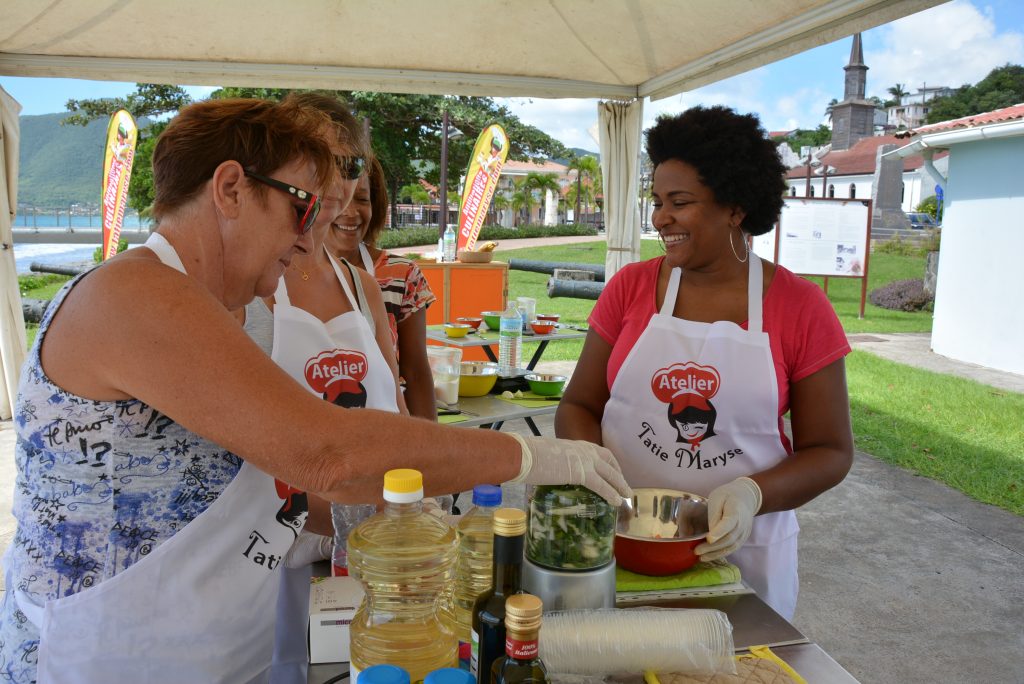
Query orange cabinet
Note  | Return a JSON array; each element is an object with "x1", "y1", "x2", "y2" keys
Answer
[{"x1": 419, "y1": 261, "x2": 508, "y2": 361}]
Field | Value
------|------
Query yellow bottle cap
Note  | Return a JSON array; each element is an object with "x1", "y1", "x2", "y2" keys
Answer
[
  {"x1": 493, "y1": 507, "x2": 527, "y2": 537},
  {"x1": 383, "y1": 469, "x2": 423, "y2": 494},
  {"x1": 505, "y1": 593, "x2": 543, "y2": 633}
]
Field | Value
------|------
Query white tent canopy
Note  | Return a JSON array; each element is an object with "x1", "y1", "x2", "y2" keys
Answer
[
  {"x1": 0, "y1": 0, "x2": 942, "y2": 407},
  {"x1": 1, "y1": 0, "x2": 941, "y2": 100}
]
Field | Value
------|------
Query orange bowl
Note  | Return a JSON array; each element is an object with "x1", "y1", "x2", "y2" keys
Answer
[
  {"x1": 535, "y1": 313, "x2": 560, "y2": 323},
  {"x1": 614, "y1": 488, "x2": 709, "y2": 576},
  {"x1": 456, "y1": 317, "x2": 483, "y2": 330},
  {"x1": 529, "y1": 320, "x2": 556, "y2": 335}
]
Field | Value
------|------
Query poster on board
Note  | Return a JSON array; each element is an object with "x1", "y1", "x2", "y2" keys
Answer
[{"x1": 776, "y1": 198, "x2": 870, "y2": 277}]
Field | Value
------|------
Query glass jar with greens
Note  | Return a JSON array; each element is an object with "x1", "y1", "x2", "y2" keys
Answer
[{"x1": 526, "y1": 485, "x2": 617, "y2": 571}]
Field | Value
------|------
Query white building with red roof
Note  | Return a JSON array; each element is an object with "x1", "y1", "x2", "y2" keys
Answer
[
  {"x1": 889, "y1": 103, "x2": 1024, "y2": 375},
  {"x1": 784, "y1": 134, "x2": 947, "y2": 213}
]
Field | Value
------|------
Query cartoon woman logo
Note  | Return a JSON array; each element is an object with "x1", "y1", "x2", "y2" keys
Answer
[
  {"x1": 304, "y1": 349, "x2": 369, "y2": 409},
  {"x1": 274, "y1": 479, "x2": 308, "y2": 538},
  {"x1": 651, "y1": 363, "x2": 722, "y2": 455}
]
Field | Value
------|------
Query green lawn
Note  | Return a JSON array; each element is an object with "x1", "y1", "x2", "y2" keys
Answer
[{"x1": 848, "y1": 351, "x2": 1024, "y2": 515}]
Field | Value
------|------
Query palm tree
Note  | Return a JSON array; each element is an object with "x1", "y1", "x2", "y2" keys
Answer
[
  {"x1": 523, "y1": 172, "x2": 561, "y2": 224},
  {"x1": 566, "y1": 155, "x2": 600, "y2": 223},
  {"x1": 510, "y1": 179, "x2": 532, "y2": 227},
  {"x1": 489, "y1": 192, "x2": 510, "y2": 225},
  {"x1": 888, "y1": 83, "x2": 909, "y2": 106},
  {"x1": 824, "y1": 98, "x2": 839, "y2": 123}
]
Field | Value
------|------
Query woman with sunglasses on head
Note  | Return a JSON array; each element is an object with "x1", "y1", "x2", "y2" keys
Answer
[
  {"x1": 0, "y1": 97, "x2": 630, "y2": 684},
  {"x1": 555, "y1": 106, "x2": 853, "y2": 620},
  {"x1": 329, "y1": 154, "x2": 438, "y2": 421}
]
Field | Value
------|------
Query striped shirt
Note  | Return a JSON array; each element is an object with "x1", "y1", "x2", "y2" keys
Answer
[{"x1": 370, "y1": 251, "x2": 435, "y2": 356}]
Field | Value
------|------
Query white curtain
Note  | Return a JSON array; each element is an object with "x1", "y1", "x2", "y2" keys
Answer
[
  {"x1": 0, "y1": 87, "x2": 27, "y2": 420},
  {"x1": 598, "y1": 98, "x2": 644, "y2": 280}
]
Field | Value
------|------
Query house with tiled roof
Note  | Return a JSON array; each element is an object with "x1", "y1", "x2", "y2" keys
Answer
[
  {"x1": 887, "y1": 102, "x2": 1024, "y2": 375},
  {"x1": 497, "y1": 159, "x2": 571, "y2": 227},
  {"x1": 784, "y1": 134, "x2": 947, "y2": 212}
]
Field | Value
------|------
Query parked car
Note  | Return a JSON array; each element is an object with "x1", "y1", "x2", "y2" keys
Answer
[{"x1": 907, "y1": 212, "x2": 938, "y2": 229}]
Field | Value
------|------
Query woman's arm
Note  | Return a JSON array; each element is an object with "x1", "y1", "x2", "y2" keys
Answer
[
  {"x1": 749, "y1": 358, "x2": 854, "y2": 513},
  {"x1": 396, "y1": 307, "x2": 437, "y2": 421},
  {"x1": 41, "y1": 258, "x2": 520, "y2": 504},
  {"x1": 358, "y1": 268, "x2": 409, "y2": 415},
  {"x1": 554, "y1": 330, "x2": 613, "y2": 444}
]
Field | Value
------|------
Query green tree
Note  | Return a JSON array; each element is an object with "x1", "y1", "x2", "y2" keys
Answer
[
  {"x1": 63, "y1": 84, "x2": 193, "y2": 218},
  {"x1": 399, "y1": 183, "x2": 431, "y2": 205},
  {"x1": 784, "y1": 125, "x2": 832, "y2": 155},
  {"x1": 566, "y1": 155, "x2": 600, "y2": 223},
  {"x1": 887, "y1": 83, "x2": 909, "y2": 106},
  {"x1": 925, "y1": 64, "x2": 1024, "y2": 124},
  {"x1": 489, "y1": 192, "x2": 510, "y2": 225}
]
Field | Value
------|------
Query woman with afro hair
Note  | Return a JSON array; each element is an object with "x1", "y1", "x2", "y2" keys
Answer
[{"x1": 556, "y1": 106, "x2": 853, "y2": 618}]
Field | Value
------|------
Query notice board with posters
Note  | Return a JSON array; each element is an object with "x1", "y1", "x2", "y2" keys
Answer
[{"x1": 752, "y1": 198, "x2": 873, "y2": 317}]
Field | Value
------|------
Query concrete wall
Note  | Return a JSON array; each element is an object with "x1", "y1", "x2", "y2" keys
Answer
[{"x1": 931, "y1": 136, "x2": 1024, "y2": 375}]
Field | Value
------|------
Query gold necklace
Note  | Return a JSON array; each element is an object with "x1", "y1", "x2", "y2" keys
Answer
[{"x1": 292, "y1": 263, "x2": 310, "y2": 281}]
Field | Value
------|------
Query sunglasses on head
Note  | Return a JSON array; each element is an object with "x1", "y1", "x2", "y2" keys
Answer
[
  {"x1": 336, "y1": 155, "x2": 366, "y2": 180},
  {"x1": 244, "y1": 170, "x2": 321, "y2": 235}
]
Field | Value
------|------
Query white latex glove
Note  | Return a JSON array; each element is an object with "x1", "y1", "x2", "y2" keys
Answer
[
  {"x1": 695, "y1": 477, "x2": 763, "y2": 561},
  {"x1": 507, "y1": 433, "x2": 632, "y2": 505},
  {"x1": 282, "y1": 530, "x2": 333, "y2": 569}
]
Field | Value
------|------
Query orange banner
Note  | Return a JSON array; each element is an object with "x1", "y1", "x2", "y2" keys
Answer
[
  {"x1": 456, "y1": 124, "x2": 508, "y2": 252},
  {"x1": 101, "y1": 110, "x2": 138, "y2": 260}
]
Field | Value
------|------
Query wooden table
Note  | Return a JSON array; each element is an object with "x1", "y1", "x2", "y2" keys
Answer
[{"x1": 426, "y1": 325, "x2": 587, "y2": 370}]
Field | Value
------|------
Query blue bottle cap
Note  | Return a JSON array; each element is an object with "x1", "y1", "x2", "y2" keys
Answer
[
  {"x1": 472, "y1": 484, "x2": 502, "y2": 507},
  {"x1": 424, "y1": 668, "x2": 475, "y2": 684},
  {"x1": 359, "y1": 664, "x2": 410, "y2": 684}
]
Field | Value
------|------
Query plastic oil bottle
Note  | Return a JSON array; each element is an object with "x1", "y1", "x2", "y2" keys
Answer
[
  {"x1": 454, "y1": 485, "x2": 503, "y2": 668},
  {"x1": 348, "y1": 469, "x2": 459, "y2": 682}
]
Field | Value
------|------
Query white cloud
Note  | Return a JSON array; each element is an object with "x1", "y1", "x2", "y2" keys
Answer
[{"x1": 866, "y1": 0, "x2": 1024, "y2": 97}]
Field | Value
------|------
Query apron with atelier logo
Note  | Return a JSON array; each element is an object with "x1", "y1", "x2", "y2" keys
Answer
[
  {"x1": 268, "y1": 250, "x2": 399, "y2": 682},
  {"x1": 22, "y1": 232, "x2": 304, "y2": 683},
  {"x1": 601, "y1": 254, "x2": 800, "y2": 618}
]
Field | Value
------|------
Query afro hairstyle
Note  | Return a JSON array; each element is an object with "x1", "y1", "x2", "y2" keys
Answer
[{"x1": 645, "y1": 106, "x2": 787, "y2": 236}]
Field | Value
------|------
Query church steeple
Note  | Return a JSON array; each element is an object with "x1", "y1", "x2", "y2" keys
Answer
[
  {"x1": 831, "y1": 32, "x2": 874, "y2": 151},
  {"x1": 843, "y1": 33, "x2": 868, "y2": 101}
]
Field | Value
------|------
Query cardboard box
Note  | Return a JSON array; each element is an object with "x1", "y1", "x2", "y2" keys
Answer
[{"x1": 308, "y1": 575, "x2": 365, "y2": 664}]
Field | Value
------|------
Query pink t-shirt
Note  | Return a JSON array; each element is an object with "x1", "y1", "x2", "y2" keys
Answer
[{"x1": 589, "y1": 257, "x2": 850, "y2": 451}]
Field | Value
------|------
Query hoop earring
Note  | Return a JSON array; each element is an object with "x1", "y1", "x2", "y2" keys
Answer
[{"x1": 729, "y1": 229, "x2": 749, "y2": 264}]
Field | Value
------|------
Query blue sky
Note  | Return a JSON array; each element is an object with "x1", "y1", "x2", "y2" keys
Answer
[{"x1": 1, "y1": 0, "x2": 1021, "y2": 151}]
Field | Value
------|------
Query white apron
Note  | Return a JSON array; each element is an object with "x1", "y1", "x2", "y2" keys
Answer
[
  {"x1": 21, "y1": 232, "x2": 301, "y2": 683},
  {"x1": 358, "y1": 242, "x2": 376, "y2": 276},
  {"x1": 601, "y1": 254, "x2": 800, "y2": 618},
  {"x1": 268, "y1": 252, "x2": 399, "y2": 682}
]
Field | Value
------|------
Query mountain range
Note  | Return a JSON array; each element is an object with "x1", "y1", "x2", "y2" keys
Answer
[{"x1": 15, "y1": 112, "x2": 115, "y2": 208}]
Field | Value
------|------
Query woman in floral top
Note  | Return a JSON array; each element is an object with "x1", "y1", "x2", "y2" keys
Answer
[{"x1": 329, "y1": 156, "x2": 437, "y2": 420}]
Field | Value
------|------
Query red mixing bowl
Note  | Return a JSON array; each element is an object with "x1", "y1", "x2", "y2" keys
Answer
[{"x1": 615, "y1": 488, "x2": 709, "y2": 576}]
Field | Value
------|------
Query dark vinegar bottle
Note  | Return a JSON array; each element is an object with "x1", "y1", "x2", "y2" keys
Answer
[
  {"x1": 490, "y1": 593, "x2": 546, "y2": 684},
  {"x1": 471, "y1": 508, "x2": 526, "y2": 683}
]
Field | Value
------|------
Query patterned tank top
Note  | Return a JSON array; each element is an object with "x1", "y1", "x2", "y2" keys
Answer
[{"x1": 0, "y1": 269, "x2": 243, "y2": 679}]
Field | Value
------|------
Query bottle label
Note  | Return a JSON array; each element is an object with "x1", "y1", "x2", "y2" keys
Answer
[
  {"x1": 470, "y1": 628, "x2": 480, "y2": 675},
  {"x1": 505, "y1": 636, "x2": 538, "y2": 659}
]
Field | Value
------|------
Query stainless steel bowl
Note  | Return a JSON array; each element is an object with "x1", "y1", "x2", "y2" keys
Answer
[
  {"x1": 615, "y1": 488, "x2": 710, "y2": 574},
  {"x1": 617, "y1": 488, "x2": 709, "y2": 541},
  {"x1": 460, "y1": 361, "x2": 499, "y2": 376}
]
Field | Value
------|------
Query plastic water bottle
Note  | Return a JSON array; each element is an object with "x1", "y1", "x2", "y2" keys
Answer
[
  {"x1": 348, "y1": 469, "x2": 459, "y2": 682},
  {"x1": 454, "y1": 485, "x2": 503, "y2": 668},
  {"x1": 331, "y1": 502, "x2": 377, "y2": 576},
  {"x1": 443, "y1": 225, "x2": 458, "y2": 263},
  {"x1": 498, "y1": 301, "x2": 522, "y2": 376},
  {"x1": 425, "y1": 668, "x2": 475, "y2": 684}
]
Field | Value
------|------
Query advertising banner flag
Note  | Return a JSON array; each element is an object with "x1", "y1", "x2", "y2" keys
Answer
[
  {"x1": 456, "y1": 124, "x2": 508, "y2": 252},
  {"x1": 101, "y1": 110, "x2": 138, "y2": 260}
]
